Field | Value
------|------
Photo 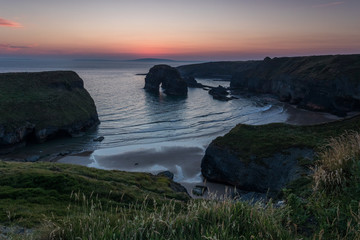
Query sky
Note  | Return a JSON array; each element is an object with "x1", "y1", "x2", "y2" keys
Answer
[{"x1": 0, "y1": 0, "x2": 360, "y2": 61}]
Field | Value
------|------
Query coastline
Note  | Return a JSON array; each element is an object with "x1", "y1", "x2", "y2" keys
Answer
[{"x1": 57, "y1": 103, "x2": 353, "y2": 198}]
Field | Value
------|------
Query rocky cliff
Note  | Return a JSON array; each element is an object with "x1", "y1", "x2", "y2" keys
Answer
[
  {"x1": 231, "y1": 54, "x2": 360, "y2": 116},
  {"x1": 145, "y1": 65, "x2": 188, "y2": 96},
  {"x1": 178, "y1": 54, "x2": 360, "y2": 116},
  {"x1": 201, "y1": 115, "x2": 360, "y2": 193},
  {"x1": 177, "y1": 61, "x2": 259, "y2": 79},
  {"x1": 0, "y1": 71, "x2": 99, "y2": 149}
]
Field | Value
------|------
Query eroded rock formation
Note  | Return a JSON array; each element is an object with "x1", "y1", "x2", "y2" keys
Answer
[{"x1": 144, "y1": 65, "x2": 188, "y2": 96}]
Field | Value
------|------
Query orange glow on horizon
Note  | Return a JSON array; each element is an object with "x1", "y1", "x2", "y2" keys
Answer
[{"x1": 1, "y1": 0, "x2": 359, "y2": 60}]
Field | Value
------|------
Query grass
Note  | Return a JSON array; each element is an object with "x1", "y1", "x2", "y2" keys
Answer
[
  {"x1": 0, "y1": 161, "x2": 189, "y2": 228},
  {"x1": 3, "y1": 127, "x2": 360, "y2": 239},
  {"x1": 313, "y1": 131, "x2": 360, "y2": 193},
  {"x1": 213, "y1": 115, "x2": 360, "y2": 162},
  {"x1": 35, "y1": 193, "x2": 291, "y2": 240},
  {"x1": 0, "y1": 71, "x2": 98, "y2": 130}
]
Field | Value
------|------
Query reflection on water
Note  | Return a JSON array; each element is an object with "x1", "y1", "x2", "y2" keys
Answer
[{"x1": 0, "y1": 59, "x2": 288, "y2": 158}]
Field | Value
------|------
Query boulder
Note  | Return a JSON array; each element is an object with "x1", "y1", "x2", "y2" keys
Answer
[
  {"x1": 93, "y1": 136, "x2": 105, "y2": 142},
  {"x1": 157, "y1": 171, "x2": 174, "y2": 180},
  {"x1": 144, "y1": 65, "x2": 188, "y2": 96},
  {"x1": 208, "y1": 85, "x2": 232, "y2": 101},
  {"x1": 169, "y1": 181, "x2": 189, "y2": 195},
  {"x1": 192, "y1": 185, "x2": 208, "y2": 196}
]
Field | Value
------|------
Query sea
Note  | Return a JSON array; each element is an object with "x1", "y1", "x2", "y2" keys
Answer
[{"x1": 0, "y1": 58, "x2": 297, "y2": 195}]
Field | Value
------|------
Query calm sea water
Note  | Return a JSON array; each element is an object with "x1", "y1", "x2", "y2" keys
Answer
[{"x1": 0, "y1": 58, "x2": 287, "y2": 158}]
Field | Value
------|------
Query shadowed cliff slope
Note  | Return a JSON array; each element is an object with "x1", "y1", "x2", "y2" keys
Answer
[
  {"x1": 202, "y1": 114, "x2": 360, "y2": 193},
  {"x1": 178, "y1": 54, "x2": 360, "y2": 115},
  {"x1": 0, "y1": 71, "x2": 99, "y2": 148},
  {"x1": 231, "y1": 54, "x2": 360, "y2": 116},
  {"x1": 177, "y1": 61, "x2": 260, "y2": 79}
]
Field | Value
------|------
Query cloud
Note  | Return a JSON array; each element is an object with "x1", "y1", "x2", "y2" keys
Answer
[
  {"x1": 0, "y1": 44, "x2": 33, "y2": 50},
  {"x1": 0, "y1": 17, "x2": 23, "y2": 28},
  {"x1": 312, "y1": 1, "x2": 345, "y2": 8}
]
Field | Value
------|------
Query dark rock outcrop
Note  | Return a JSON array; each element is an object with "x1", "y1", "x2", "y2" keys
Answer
[
  {"x1": 157, "y1": 171, "x2": 174, "y2": 180},
  {"x1": 192, "y1": 185, "x2": 208, "y2": 196},
  {"x1": 145, "y1": 65, "x2": 188, "y2": 96},
  {"x1": 208, "y1": 85, "x2": 232, "y2": 101},
  {"x1": 169, "y1": 181, "x2": 189, "y2": 195},
  {"x1": 0, "y1": 71, "x2": 99, "y2": 149},
  {"x1": 230, "y1": 54, "x2": 360, "y2": 116},
  {"x1": 93, "y1": 136, "x2": 105, "y2": 142},
  {"x1": 201, "y1": 116, "x2": 360, "y2": 194},
  {"x1": 201, "y1": 144, "x2": 313, "y2": 193},
  {"x1": 178, "y1": 54, "x2": 360, "y2": 115},
  {"x1": 183, "y1": 76, "x2": 203, "y2": 88}
]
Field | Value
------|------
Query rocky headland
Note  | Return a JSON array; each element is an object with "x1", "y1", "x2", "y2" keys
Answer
[
  {"x1": 201, "y1": 114, "x2": 360, "y2": 194},
  {"x1": 179, "y1": 54, "x2": 360, "y2": 116},
  {"x1": 0, "y1": 71, "x2": 99, "y2": 151},
  {"x1": 178, "y1": 54, "x2": 360, "y2": 195},
  {"x1": 177, "y1": 61, "x2": 260, "y2": 80}
]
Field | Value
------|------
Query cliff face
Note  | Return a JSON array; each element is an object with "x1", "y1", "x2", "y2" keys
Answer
[
  {"x1": 201, "y1": 115, "x2": 360, "y2": 193},
  {"x1": 231, "y1": 54, "x2": 360, "y2": 116},
  {"x1": 0, "y1": 71, "x2": 100, "y2": 148},
  {"x1": 177, "y1": 61, "x2": 260, "y2": 79},
  {"x1": 145, "y1": 65, "x2": 188, "y2": 96},
  {"x1": 178, "y1": 54, "x2": 360, "y2": 115},
  {"x1": 202, "y1": 144, "x2": 312, "y2": 193}
]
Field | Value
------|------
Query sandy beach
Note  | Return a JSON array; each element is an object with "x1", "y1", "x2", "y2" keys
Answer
[{"x1": 58, "y1": 103, "x2": 354, "y2": 198}]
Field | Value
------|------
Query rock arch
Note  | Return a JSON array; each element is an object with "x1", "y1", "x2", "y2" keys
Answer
[{"x1": 144, "y1": 65, "x2": 187, "y2": 96}]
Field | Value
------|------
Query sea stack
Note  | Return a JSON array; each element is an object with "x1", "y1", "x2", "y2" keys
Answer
[{"x1": 144, "y1": 65, "x2": 188, "y2": 96}]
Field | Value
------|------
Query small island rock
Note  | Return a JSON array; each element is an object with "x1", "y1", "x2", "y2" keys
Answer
[
  {"x1": 208, "y1": 85, "x2": 232, "y2": 101},
  {"x1": 144, "y1": 65, "x2": 188, "y2": 96}
]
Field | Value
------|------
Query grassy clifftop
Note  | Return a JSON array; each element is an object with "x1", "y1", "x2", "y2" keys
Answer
[
  {"x1": 0, "y1": 71, "x2": 99, "y2": 145},
  {"x1": 0, "y1": 71, "x2": 98, "y2": 129},
  {"x1": 213, "y1": 114, "x2": 360, "y2": 162},
  {"x1": 0, "y1": 161, "x2": 189, "y2": 228}
]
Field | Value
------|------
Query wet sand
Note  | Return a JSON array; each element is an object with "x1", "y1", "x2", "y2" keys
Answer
[
  {"x1": 58, "y1": 105, "x2": 359, "y2": 198},
  {"x1": 59, "y1": 145, "x2": 210, "y2": 197}
]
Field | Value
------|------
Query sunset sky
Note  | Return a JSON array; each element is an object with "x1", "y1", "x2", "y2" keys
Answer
[{"x1": 1, "y1": 0, "x2": 359, "y2": 60}]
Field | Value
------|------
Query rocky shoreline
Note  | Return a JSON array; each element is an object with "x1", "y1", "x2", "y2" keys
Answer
[
  {"x1": 0, "y1": 71, "x2": 100, "y2": 153},
  {"x1": 2, "y1": 54, "x2": 360, "y2": 201},
  {"x1": 175, "y1": 54, "x2": 360, "y2": 197},
  {"x1": 200, "y1": 113, "x2": 360, "y2": 197},
  {"x1": 179, "y1": 54, "x2": 360, "y2": 116}
]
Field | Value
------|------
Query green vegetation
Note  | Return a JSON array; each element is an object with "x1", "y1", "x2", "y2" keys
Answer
[
  {"x1": 213, "y1": 115, "x2": 360, "y2": 162},
  {"x1": 0, "y1": 71, "x2": 98, "y2": 129},
  {"x1": 41, "y1": 193, "x2": 289, "y2": 240},
  {"x1": 284, "y1": 131, "x2": 360, "y2": 239},
  {"x1": 313, "y1": 131, "x2": 360, "y2": 192},
  {"x1": 2, "y1": 130, "x2": 360, "y2": 239},
  {"x1": 0, "y1": 161, "x2": 188, "y2": 228}
]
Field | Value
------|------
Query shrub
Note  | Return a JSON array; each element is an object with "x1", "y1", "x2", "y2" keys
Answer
[{"x1": 313, "y1": 131, "x2": 360, "y2": 193}]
